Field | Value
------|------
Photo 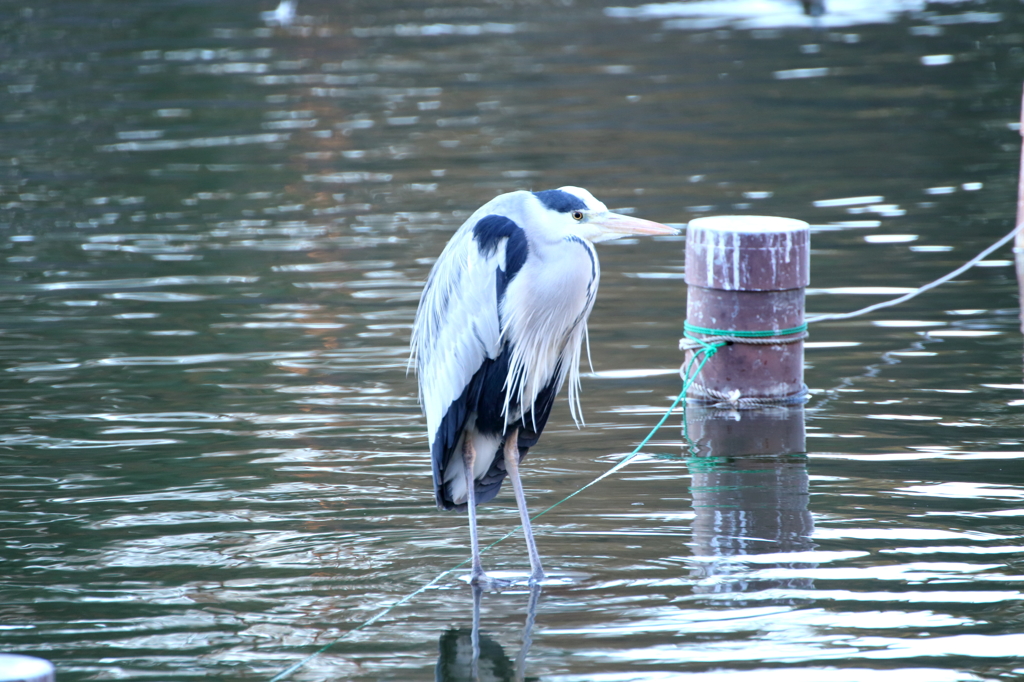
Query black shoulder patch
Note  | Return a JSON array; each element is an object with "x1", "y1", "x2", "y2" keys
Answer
[
  {"x1": 473, "y1": 214, "x2": 520, "y2": 254},
  {"x1": 472, "y1": 214, "x2": 528, "y2": 300},
  {"x1": 533, "y1": 189, "x2": 587, "y2": 213}
]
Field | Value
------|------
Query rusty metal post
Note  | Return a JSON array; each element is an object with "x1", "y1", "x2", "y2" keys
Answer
[{"x1": 684, "y1": 216, "x2": 810, "y2": 404}]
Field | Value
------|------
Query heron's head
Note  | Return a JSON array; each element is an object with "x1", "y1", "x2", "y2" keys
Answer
[{"x1": 531, "y1": 186, "x2": 678, "y2": 244}]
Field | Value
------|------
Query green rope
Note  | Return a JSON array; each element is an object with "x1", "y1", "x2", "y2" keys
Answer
[
  {"x1": 679, "y1": 331, "x2": 728, "y2": 452},
  {"x1": 683, "y1": 321, "x2": 808, "y2": 338},
  {"x1": 269, "y1": 340, "x2": 725, "y2": 682},
  {"x1": 484, "y1": 335, "x2": 723, "y2": 545}
]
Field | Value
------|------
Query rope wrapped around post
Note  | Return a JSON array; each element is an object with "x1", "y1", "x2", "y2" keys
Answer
[
  {"x1": 679, "y1": 321, "x2": 809, "y2": 350},
  {"x1": 679, "y1": 321, "x2": 810, "y2": 408}
]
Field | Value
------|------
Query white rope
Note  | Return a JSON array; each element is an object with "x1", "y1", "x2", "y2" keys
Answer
[{"x1": 806, "y1": 222, "x2": 1023, "y2": 324}]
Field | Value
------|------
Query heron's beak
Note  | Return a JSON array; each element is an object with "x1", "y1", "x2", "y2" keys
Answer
[{"x1": 587, "y1": 212, "x2": 679, "y2": 243}]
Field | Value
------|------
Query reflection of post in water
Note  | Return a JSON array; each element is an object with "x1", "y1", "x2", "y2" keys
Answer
[
  {"x1": 1012, "y1": 84, "x2": 1024, "y2": 407},
  {"x1": 435, "y1": 584, "x2": 540, "y2": 682},
  {"x1": 685, "y1": 405, "x2": 814, "y2": 594}
]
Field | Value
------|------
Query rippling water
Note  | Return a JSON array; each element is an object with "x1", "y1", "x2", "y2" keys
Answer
[{"x1": 2, "y1": 1, "x2": 1024, "y2": 680}]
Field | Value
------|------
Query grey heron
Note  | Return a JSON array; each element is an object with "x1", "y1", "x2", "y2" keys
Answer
[{"x1": 411, "y1": 186, "x2": 676, "y2": 585}]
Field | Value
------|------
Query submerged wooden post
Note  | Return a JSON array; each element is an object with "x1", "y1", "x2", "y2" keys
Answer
[
  {"x1": 1015, "y1": 84, "x2": 1024, "y2": 334},
  {"x1": 685, "y1": 404, "x2": 812, "y2": 591},
  {"x1": 684, "y1": 216, "x2": 810, "y2": 405}
]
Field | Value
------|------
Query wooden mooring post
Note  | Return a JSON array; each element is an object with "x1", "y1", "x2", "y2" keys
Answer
[{"x1": 683, "y1": 215, "x2": 810, "y2": 405}]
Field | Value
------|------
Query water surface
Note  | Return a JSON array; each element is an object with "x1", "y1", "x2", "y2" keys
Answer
[{"x1": 2, "y1": 1, "x2": 1024, "y2": 680}]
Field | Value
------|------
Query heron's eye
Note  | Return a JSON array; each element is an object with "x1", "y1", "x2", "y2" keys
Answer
[{"x1": 571, "y1": 210, "x2": 584, "y2": 221}]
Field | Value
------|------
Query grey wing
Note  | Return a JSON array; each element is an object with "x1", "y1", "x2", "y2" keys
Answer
[{"x1": 410, "y1": 219, "x2": 508, "y2": 492}]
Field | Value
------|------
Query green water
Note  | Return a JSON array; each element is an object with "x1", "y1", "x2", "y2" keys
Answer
[{"x1": 2, "y1": 1, "x2": 1024, "y2": 680}]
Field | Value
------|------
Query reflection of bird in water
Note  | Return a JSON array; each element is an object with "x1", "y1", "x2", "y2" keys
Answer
[
  {"x1": 435, "y1": 584, "x2": 541, "y2": 682},
  {"x1": 801, "y1": 0, "x2": 825, "y2": 17},
  {"x1": 411, "y1": 187, "x2": 675, "y2": 585},
  {"x1": 261, "y1": 0, "x2": 297, "y2": 26},
  {"x1": 436, "y1": 628, "x2": 515, "y2": 682}
]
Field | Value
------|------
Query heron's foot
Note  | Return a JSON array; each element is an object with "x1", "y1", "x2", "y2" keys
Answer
[
  {"x1": 464, "y1": 571, "x2": 549, "y2": 590},
  {"x1": 468, "y1": 573, "x2": 512, "y2": 589},
  {"x1": 469, "y1": 566, "x2": 487, "y2": 585},
  {"x1": 468, "y1": 567, "x2": 503, "y2": 588}
]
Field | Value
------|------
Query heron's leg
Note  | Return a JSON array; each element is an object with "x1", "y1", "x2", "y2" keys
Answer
[
  {"x1": 463, "y1": 437, "x2": 486, "y2": 584},
  {"x1": 503, "y1": 428, "x2": 545, "y2": 582}
]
